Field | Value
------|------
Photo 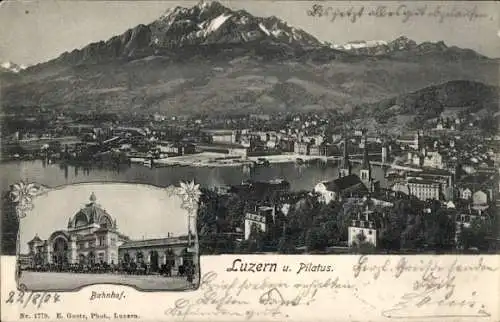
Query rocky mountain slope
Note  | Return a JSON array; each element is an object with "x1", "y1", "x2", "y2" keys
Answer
[
  {"x1": 46, "y1": 1, "x2": 324, "y2": 67},
  {"x1": 1, "y1": 1, "x2": 498, "y2": 121},
  {"x1": 355, "y1": 80, "x2": 499, "y2": 131}
]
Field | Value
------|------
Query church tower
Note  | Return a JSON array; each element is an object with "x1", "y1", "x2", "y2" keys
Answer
[
  {"x1": 360, "y1": 136, "x2": 372, "y2": 187},
  {"x1": 339, "y1": 137, "x2": 351, "y2": 178}
]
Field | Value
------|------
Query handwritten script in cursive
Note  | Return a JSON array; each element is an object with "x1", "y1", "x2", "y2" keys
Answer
[
  {"x1": 351, "y1": 256, "x2": 497, "y2": 319},
  {"x1": 164, "y1": 257, "x2": 497, "y2": 321},
  {"x1": 164, "y1": 271, "x2": 355, "y2": 320},
  {"x1": 307, "y1": 4, "x2": 490, "y2": 23}
]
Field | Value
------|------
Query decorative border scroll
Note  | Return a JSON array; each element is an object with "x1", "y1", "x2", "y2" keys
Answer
[{"x1": 9, "y1": 181, "x2": 48, "y2": 219}]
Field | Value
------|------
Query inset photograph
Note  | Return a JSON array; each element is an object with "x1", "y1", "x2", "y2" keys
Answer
[{"x1": 15, "y1": 182, "x2": 200, "y2": 292}]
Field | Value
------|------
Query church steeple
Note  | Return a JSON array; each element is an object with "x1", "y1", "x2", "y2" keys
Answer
[
  {"x1": 361, "y1": 136, "x2": 370, "y2": 169},
  {"x1": 339, "y1": 136, "x2": 351, "y2": 178},
  {"x1": 360, "y1": 136, "x2": 372, "y2": 184}
]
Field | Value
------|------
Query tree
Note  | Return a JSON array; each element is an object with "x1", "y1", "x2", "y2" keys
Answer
[
  {"x1": 350, "y1": 231, "x2": 376, "y2": 254},
  {"x1": 277, "y1": 236, "x2": 295, "y2": 254},
  {"x1": 423, "y1": 209, "x2": 456, "y2": 251},
  {"x1": 239, "y1": 223, "x2": 265, "y2": 253},
  {"x1": 2, "y1": 190, "x2": 19, "y2": 255},
  {"x1": 196, "y1": 189, "x2": 220, "y2": 235},
  {"x1": 305, "y1": 227, "x2": 329, "y2": 252},
  {"x1": 459, "y1": 218, "x2": 491, "y2": 251},
  {"x1": 225, "y1": 194, "x2": 245, "y2": 231}
]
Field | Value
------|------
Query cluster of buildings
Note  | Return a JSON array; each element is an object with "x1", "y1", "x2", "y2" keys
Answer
[
  {"x1": 241, "y1": 130, "x2": 499, "y2": 250},
  {"x1": 21, "y1": 193, "x2": 197, "y2": 273}
]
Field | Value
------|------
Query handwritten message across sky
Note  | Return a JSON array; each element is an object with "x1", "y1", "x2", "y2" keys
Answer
[
  {"x1": 306, "y1": 4, "x2": 492, "y2": 23},
  {"x1": 2, "y1": 256, "x2": 499, "y2": 321}
]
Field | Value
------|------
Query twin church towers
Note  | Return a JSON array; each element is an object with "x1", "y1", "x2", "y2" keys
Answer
[{"x1": 339, "y1": 136, "x2": 374, "y2": 190}]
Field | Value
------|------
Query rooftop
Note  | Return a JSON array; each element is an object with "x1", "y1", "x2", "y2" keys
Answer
[
  {"x1": 28, "y1": 234, "x2": 43, "y2": 244},
  {"x1": 325, "y1": 174, "x2": 365, "y2": 191},
  {"x1": 195, "y1": 143, "x2": 246, "y2": 149},
  {"x1": 407, "y1": 179, "x2": 441, "y2": 185},
  {"x1": 119, "y1": 236, "x2": 189, "y2": 249},
  {"x1": 419, "y1": 168, "x2": 453, "y2": 176},
  {"x1": 201, "y1": 129, "x2": 235, "y2": 134}
]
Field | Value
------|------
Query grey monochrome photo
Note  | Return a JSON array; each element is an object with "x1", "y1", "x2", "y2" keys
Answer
[
  {"x1": 14, "y1": 182, "x2": 200, "y2": 291},
  {"x1": 0, "y1": 0, "x2": 499, "y2": 295}
]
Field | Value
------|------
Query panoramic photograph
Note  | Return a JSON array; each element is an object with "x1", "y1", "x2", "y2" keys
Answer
[
  {"x1": 1, "y1": 0, "x2": 499, "y2": 264},
  {"x1": 13, "y1": 182, "x2": 200, "y2": 291}
]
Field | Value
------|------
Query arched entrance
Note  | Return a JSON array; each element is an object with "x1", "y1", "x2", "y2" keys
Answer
[
  {"x1": 78, "y1": 254, "x2": 86, "y2": 265},
  {"x1": 149, "y1": 251, "x2": 159, "y2": 272},
  {"x1": 34, "y1": 253, "x2": 43, "y2": 267},
  {"x1": 165, "y1": 249, "x2": 175, "y2": 267},
  {"x1": 136, "y1": 252, "x2": 144, "y2": 264},
  {"x1": 52, "y1": 237, "x2": 69, "y2": 268},
  {"x1": 182, "y1": 248, "x2": 194, "y2": 268}
]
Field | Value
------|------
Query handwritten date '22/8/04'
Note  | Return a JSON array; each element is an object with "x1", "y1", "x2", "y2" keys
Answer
[{"x1": 4, "y1": 291, "x2": 61, "y2": 310}]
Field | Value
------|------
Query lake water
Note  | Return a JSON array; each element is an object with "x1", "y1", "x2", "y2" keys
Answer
[{"x1": 0, "y1": 160, "x2": 388, "y2": 193}]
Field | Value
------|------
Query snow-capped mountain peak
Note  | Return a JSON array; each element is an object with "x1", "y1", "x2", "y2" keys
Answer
[
  {"x1": 150, "y1": 1, "x2": 322, "y2": 48},
  {"x1": 332, "y1": 40, "x2": 388, "y2": 50},
  {"x1": 204, "y1": 13, "x2": 232, "y2": 35},
  {"x1": 53, "y1": 1, "x2": 325, "y2": 64},
  {"x1": 1, "y1": 61, "x2": 27, "y2": 73},
  {"x1": 329, "y1": 36, "x2": 467, "y2": 57}
]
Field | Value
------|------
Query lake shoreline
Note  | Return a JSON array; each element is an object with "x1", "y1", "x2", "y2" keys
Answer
[{"x1": 131, "y1": 152, "x2": 330, "y2": 168}]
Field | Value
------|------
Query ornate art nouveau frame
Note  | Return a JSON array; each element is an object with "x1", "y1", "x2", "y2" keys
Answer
[{"x1": 8, "y1": 180, "x2": 201, "y2": 292}]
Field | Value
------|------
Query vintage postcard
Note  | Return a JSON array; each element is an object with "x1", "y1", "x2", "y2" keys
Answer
[{"x1": 1, "y1": 0, "x2": 499, "y2": 321}]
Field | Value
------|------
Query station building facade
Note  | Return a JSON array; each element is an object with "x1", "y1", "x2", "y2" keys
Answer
[{"x1": 24, "y1": 193, "x2": 197, "y2": 272}]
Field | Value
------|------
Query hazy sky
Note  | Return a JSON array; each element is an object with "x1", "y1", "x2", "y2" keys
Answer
[
  {"x1": 19, "y1": 183, "x2": 192, "y2": 253},
  {"x1": 0, "y1": 0, "x2": 499, "y2": 65}
]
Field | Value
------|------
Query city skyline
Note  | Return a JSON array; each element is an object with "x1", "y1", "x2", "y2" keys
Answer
[{"x1": 0, "y1": 0, "x2": 499, "y2": 66}]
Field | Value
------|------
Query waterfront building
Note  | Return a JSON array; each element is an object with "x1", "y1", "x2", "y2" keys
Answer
[
  {"x1": 202, "y1": 129, "x2": 236, "y2": 144},
  {"x1": 195, "y1": 143, "x2": 247, "y2": 157},
  {"x1": 294, "y1": 141, "x2": 310, "y2": 155}
]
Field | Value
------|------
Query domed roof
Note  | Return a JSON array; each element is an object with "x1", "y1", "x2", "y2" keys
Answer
[{"x1": 69, "y1": 193, "x2": 115, "y2": 229}]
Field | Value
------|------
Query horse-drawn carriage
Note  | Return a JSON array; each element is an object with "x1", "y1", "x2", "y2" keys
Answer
[{"x1": 25, "y1": 261, "x2": 196, "y2": 281}]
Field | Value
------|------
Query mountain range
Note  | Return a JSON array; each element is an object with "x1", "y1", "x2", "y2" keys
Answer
[
  {"x1": 1, "y1": 1, "x2": 498, "y2": 133},
  {"x1": 331, "y1": 36, "x2": 489, "y2": 60}
]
